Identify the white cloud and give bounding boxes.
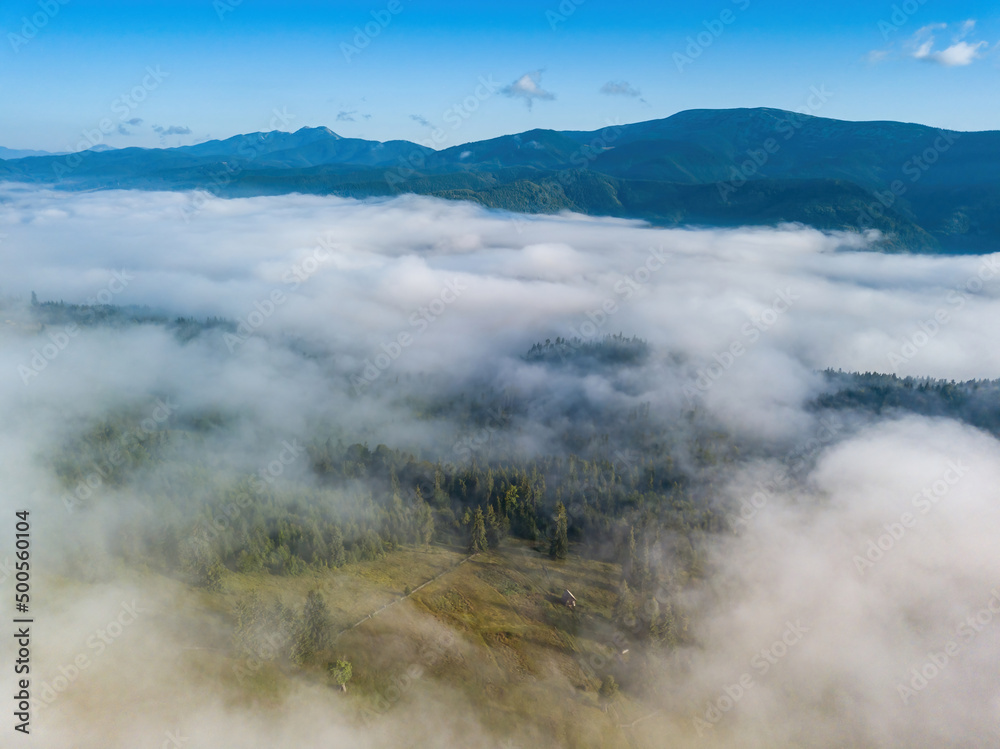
[910,20,989,66]
[500,70,555,110]
[869,19,991,67]
[914,22,949,36]
[916,39,988,66]
[600,80,641,97]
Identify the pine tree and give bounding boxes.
[468,507,488,553]
[328,524,346,567]
[549,501,568,559]
[232,589,265,657]
[635,538,652,593]
[612,580,636,628]
[292,590,332,664]
[201,560,225,591]
[415,498,435,544]
[486,503,509,548]
[652,597,679,648]
[623,526,638,584]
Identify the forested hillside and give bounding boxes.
[4,108,999,252]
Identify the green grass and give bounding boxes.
[53,540,671,746]
[373,540,640,746]
[215,543,467,631]
[217,538,646,746]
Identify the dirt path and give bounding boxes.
[333,552,476,639]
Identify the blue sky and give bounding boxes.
[2,0,998,152]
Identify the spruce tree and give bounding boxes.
[486,503,509,548]
[468,507,488,553]
[293,590,332,664]
[623,526,637,584]
[549,501,569,559]
[612,580,637,628]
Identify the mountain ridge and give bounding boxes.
[3,108,998,253]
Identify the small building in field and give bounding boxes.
[561,589,577,608]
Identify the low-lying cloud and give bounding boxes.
[1,185,999,747]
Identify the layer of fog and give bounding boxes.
[653,417,1000,747]
[1,185,999,747]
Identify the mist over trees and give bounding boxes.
[5,188,1000,748]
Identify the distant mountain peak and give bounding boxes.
[295,125,340,139]
[1,108,995,253]
[0,147,58,160]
